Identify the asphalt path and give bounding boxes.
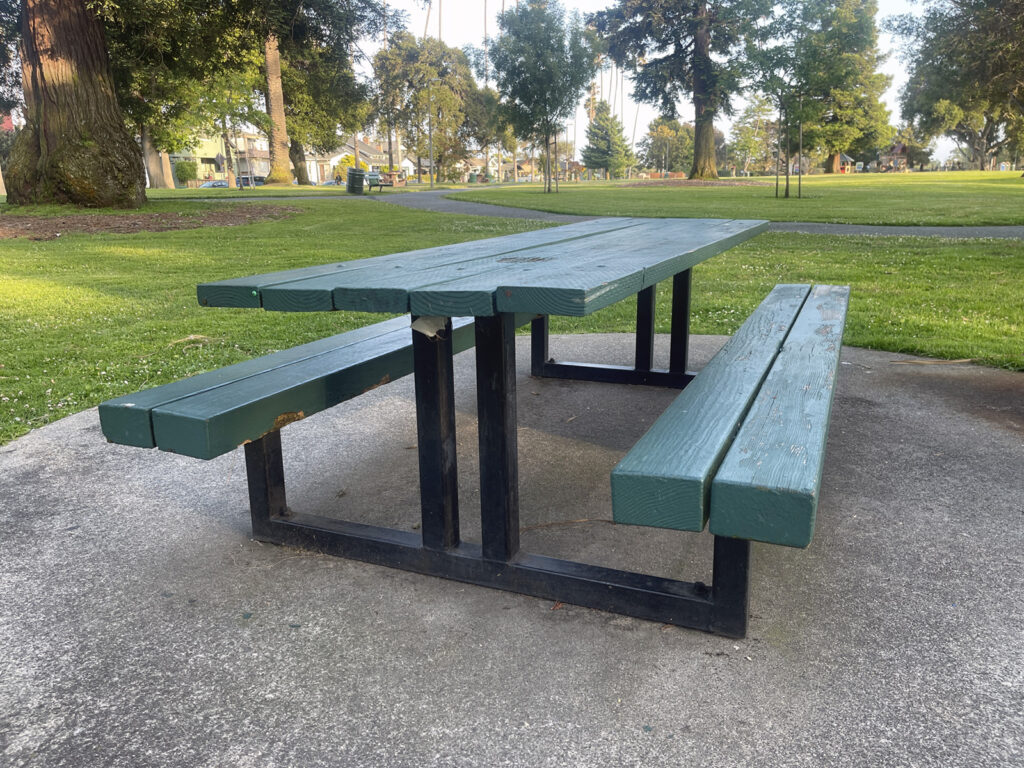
[374,187,1024,237]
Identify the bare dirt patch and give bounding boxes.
[0,204,300,240]
[622,179,769,188]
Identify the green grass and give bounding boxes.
[1,197,1021,446]
[0,198,546,444]
[450,171,1024,226]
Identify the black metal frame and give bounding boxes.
[242,269,752,637]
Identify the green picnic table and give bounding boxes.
[101,217,849,637]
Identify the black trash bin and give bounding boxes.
[346,168,366,194]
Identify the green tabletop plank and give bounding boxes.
[252,218,637,312]
[610,284,811,531]
[197,218,631,309]
[409,218,768,316]
[709,284,850,548]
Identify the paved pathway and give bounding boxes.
[376,187,1024,237]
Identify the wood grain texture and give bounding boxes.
[610,284,811,531]
[709,285,850,548]
[197,219,634,310]
[99,316,473,455]
[412,219,769,316]
[149,317,475,460]
[99,315,415,448]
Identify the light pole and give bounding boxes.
[428,77,440,188]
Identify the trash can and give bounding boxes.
[468,172,477,184]
[346,167,366,194]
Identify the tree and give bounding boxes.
[463,84,503,177]
[582,100,633,178]
[594,0,770,180]
[4,0,144,207]
[490,0,596,192]
[747,0,890,176]
[729,95,776,174]
[799,0,891,173]
[897,0,1024,170]
[371,32,474,183]
[638,116,695,173]
[95,0,262,190]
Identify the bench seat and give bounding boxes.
[611,284,849,548]
[99,315,475,460]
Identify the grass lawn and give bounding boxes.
[1,197,1021,445]
[449,171,1024,226]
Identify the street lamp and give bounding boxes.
[428,77,441,189]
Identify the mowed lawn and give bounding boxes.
[1,196,1021,445]
[450,171,1024,226]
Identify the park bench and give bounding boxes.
[98,314,476,504]
[366,172,393,192]
[611,283,849,557]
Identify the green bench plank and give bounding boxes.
[99,314,414,448]
[709,284,850,548]
[148,317,475,460]
[252,219,637,312]
[409,219,768,317]
[610,284,812,531]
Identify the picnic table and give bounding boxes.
[102,217,849,636]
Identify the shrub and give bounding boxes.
[174,160,198,184]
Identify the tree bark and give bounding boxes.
[0,165,6,196]
[140,125,173,189]
[221,121,236,188]
[825,152,840,173]
[289,139,311,184]
[263,33,292,185]
[689,3,718,180]
[7,0,144,207]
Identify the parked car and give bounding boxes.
[236,175,266,187]
[198,179,229,188]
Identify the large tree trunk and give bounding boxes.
[824,152,840,173]
[689,3,718,180]
[0,165,6,196]
[289,139,311,184]
[140,125,173,189]
[263,33,292,185]
[7,0,144,207]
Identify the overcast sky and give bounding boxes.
[376,0,945,160]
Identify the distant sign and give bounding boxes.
[855,162,864,172]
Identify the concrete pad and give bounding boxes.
[1,335,1021,767]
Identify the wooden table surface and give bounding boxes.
[198,217,769,317]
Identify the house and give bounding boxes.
[168,130,268,186]
[878,142,909,172]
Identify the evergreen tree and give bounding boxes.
[582,100,633,178]
[594,0,772,180]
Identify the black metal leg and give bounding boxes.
[635,286,656,372]
[413,318,460,551]
[530,315,550,376]
[670,269,692,373]
[475,313,520,562]
[244,430,287,541]
[710,536,751,638]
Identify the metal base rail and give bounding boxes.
[245,433,750,637]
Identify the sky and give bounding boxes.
[375,0,951,161]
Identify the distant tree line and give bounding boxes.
[0,0,1018,207]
